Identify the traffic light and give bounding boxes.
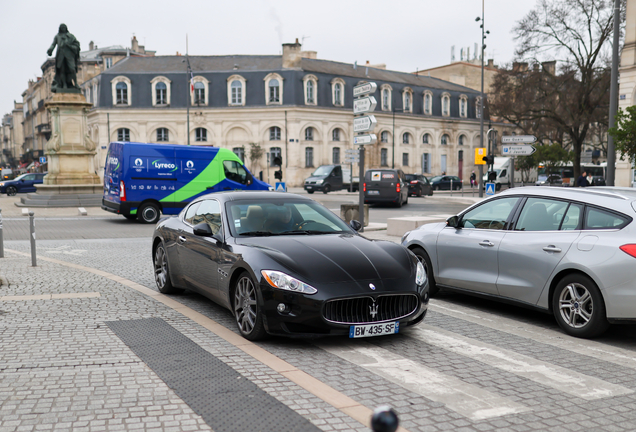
[488,171,497,181]
[274,169,283,180]
[273,156,283,167]
[482,155,494,165]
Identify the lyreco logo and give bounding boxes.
[152,160,178,172]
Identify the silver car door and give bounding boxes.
[436,197,520,295]
[497,199,582,305]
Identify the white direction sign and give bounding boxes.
[353,115,377,133]
[353,96,377,114]
[353,82,378,97]
[501,135,537,144]
[353,134,377,145]
[502,145,536,156]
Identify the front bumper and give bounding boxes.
[304,184,325,192]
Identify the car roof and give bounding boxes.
[192,191,314,204]
[497,186,636,212]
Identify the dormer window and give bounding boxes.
[459,95,468,118]
[402,87,413,113]
[441,93,451,117]
[331,78,345,106]
[380,84,392,111]
[423,91,432,115]
[111,76,131,106]
[227,75,246,106]
[151,76,171,106]
[303,75,318,105]
[264,73,283,105]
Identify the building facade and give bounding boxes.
[1,102,24,167]
[616,0,636,186]
[84,41,499,186]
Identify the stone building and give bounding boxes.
[1,102,25,167]
[414,59,498,93]
[84,40,503,186]
[616,0,636,186]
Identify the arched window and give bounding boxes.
[115,82,127,105]
[269,126,281,141]
[441,134,449,145]
[334,83,342,105]
[332,128,341,141]
[333,147,340,164]
[382,89,390,111]
[459,96,467,118]
[476,97,483,118]
[303,75,318,105]
[269,79,280,103]
[402,132,410,144]
[305,147,314,167]
[231,80,242,105]
[195,128,207,142]
[306,81,314,104]
[424,92,432,115]
[442,94,450,117]
[305,127,314,141]
[157,128,169,142]
[459,135,466,146]
[194,82,205,105]
[156,82,167,105]
[381,131,389,143]
[117,128,130,142]
[422,133,430,144]
[403,88,413,112]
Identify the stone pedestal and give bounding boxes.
[20,93,102,207]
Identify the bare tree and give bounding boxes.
[489,0,624,180]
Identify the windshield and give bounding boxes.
[227,200,352,237]
[12,174,27,181]
[311,166,333,177]
[430,176,442,182]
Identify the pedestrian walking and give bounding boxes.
[576,171,588,187]
[470,171,476,188]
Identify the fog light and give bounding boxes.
[277,303,287,313]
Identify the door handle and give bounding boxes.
[178,236,186,243]
[479,240,495,247]
[543,245,562,253]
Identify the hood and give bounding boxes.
[305,175,327,183]
[238,234,414,288]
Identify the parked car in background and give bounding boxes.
[429,175,462,191]
[402,186,636,338]
[304,164,358,194]
[1,168,14,180]
[536,174,563,186]
[404,174,434,197]
[364,169,409,207]
[0,172,46,196]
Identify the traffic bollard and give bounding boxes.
[29,211,36,267]
[450,179,453,196]
[0,208,3,258]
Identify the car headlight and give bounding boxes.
[0,182,4,187]
[315,179,323,185]
[415,261,426,286]
[261,270,317,294]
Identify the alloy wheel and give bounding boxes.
[235,276,258,335]
[558,282,593,329]
[154,246,168,290]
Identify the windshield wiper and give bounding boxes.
[238,231,274,236]
[278,230,344,235]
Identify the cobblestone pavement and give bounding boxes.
[3,237,636,431]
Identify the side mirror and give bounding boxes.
[193,222,213,237]
[350,220,362,232]
[446,215,459,228]
[246,171,253,185]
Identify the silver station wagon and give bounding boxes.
[402,187,636,338]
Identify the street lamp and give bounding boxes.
[475,0,489,197]
[392,107,404,169]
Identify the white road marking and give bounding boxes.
[431,301,636,371]
[411,324,633,400]
[316,340,530,421]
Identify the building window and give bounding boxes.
[381,148,388,167]
[459,135,465,146]
[381,131,389,143]
[332,128,340,141]
[305,127,314,141]
[402,133,410,144]
[195,128,207,142]
[424,92,432,115]
[476,97,482,118]
[441,134,449,145]
[403,88,413,112]
[423,133,430,144]
[117,128,130,142]
[382,89,390,110]
[194,82,205,105]
[305,147,314,167]
[306,81,314,104]
[422,153,431,173]
[105,57,112,69]
[269,79,280,103]
[156,82,167,105]
[231,80,242,105]
[269,126,281,141]
[333,147,340,164]
[233,147,245,162]
[402,153,409,167]
[333,83,342,106]
[115,82,127,105]
[303,75,318,105]
[442,94,450,116]
[270,147,281,167]
[459,96,467,118]
[157,128,169,142]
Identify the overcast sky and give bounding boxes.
[0,0,536,116]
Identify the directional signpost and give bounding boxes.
[501,135,537,189]
[353,82,379,232]
[344,149,359,192]
[502,145,536,156]
[501,135,537,144]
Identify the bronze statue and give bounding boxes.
[47,24,81,92]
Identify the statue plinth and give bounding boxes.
[20,93,102,207]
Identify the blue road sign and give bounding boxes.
[485,182,496,196]
[39,157,47,164]
[275,182,286,192]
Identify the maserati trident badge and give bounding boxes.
[369,283,376,290]
[369,301,378,319]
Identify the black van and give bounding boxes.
[364,169,409,207]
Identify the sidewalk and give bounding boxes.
[0,195,116,218]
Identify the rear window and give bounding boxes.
[404,174,416,181]
[584,207,631,230]
[367,170,398,182]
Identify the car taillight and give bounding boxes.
[396,182,401,193]
[620,244,636,258]
[410,180,418,184]
[363,182,366,192]
[119,180,126,201]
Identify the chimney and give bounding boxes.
[542,60,556,75]
[89,41,94,50]
[512,62,528,73]
[487,59,494,68]
[282,38,302,68]
[131,36,139,53]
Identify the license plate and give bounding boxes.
[367,190,380,195]
[306,186,313,189]
[349,322,399,338]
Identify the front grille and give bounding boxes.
[323,294,419,324]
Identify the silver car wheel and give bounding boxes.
[154,246,168,289]
[235,276,258,334]
[558,282,593,329]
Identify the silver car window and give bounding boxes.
[560,204,583,230]
[584,207,630,230]
[460,197,519,230]
[515,198,569,231]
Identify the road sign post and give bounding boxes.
[501,145,536,156]
[501,135,537,144]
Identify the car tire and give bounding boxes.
[124,214,137,221]
[433,185,439,191]
[307,190,314,194]
[404,195,408,205]
[417,187,423,197]
[6,186,17,196]
[138,202,161,224]
[153,243,183,294]
[411,247,439,296]
[234,271,268,341]
[551,274,609,338]
[395,197,403,208]
[495,183,501,191]
[323,185,331,194]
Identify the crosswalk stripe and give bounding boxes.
[430,301,636,371]
[411,324,633,400]
[316,340,530,421]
